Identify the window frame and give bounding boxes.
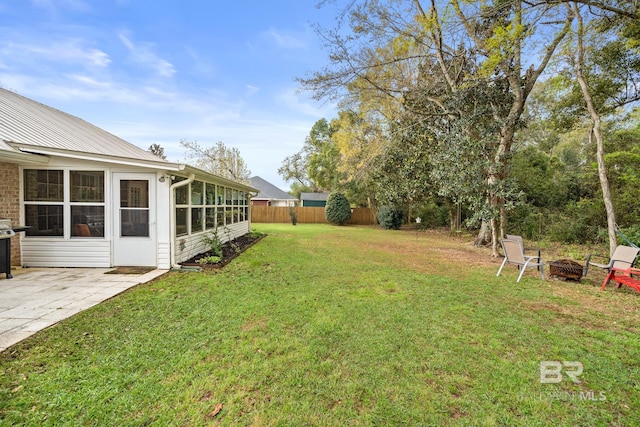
[173,179,250,236]
[23,168,106,239]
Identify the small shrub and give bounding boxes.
[201,228,224,257]
[196,255,222,265]
[415,203,449,229]
[289,207,298,225]
[247,230,266,239]
[222,226,241,254]
[325,192,352,225]
[377,206,403,230]
[617,224,640,248]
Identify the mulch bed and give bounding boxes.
[180,233,265,269]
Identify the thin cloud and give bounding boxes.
[245,85,260,97]
[1,38,110,68]
[262,28,307,49]
[30,0,90,14]
[67,74,110,88]
[117,31,176,78]
[277,86,335,118]
[184,47,216,75]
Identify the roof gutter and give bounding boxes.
[0,149,50,165]
[9,144,185,171]
[169,173,195,269]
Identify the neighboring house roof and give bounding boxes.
[300,192,329,201]
[0,87,178,170]
[249,176,297,200]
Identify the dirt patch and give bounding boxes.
[242,317,269,332]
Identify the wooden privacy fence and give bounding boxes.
[251,206,376,225]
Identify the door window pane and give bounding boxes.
[121,210,149,237]
[120,180,149,237]
[120,180,149,208]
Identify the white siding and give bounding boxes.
[157,242,171,269]
[224,222,251,241]
[174,221,251,264]
[21,239,111,267]
[155,174,171,269]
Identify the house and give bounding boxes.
[300,192,329,207]
[249,176,297,207]
[0,88,258,270]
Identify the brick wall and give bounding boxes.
[0,162,21,265]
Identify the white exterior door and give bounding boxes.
[112,173,157,266]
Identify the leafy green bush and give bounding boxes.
[325,192,352,225]
[546,199,606,244]
[377,206,404,230]
[196,255,222,265]
[617,224,640,248]
[201,228,224,257]
[415,202,449,228]
[507,204,544,241]
[247,230,266,239]
[289,207,297,225]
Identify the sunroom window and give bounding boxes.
[24,169,105,238]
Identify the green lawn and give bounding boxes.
[1,224,639,426]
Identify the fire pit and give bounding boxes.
[549,259,584,281]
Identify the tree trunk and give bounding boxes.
[475,218,492,247]
[500,205,507,241]
[574,3,618,256]
[590,127,618,255]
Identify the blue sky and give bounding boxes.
[0,0,338,190]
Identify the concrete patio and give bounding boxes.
[0,267,167,352]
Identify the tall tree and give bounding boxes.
[572,2,618,255]
[278,118,343,192]
[540,0,640,253]
[570,1,640,255]
[449,0,573,253]
[180,140,251,183]
[301,0,574,254]
[148,143,167,160]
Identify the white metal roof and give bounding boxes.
[0,88,166,164]
[0,88,259,192]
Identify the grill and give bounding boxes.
[1,218,18,279]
